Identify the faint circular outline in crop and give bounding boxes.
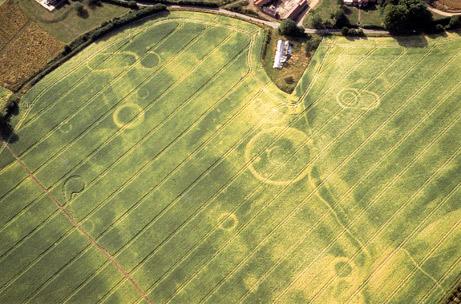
[137,87,151,100]
[59,120,72,133]
[140,52,161,69]
[245,127,312,186]
[337,88,359,107]
[217,212,238,231]
[112,103,145,129]
[337,88,381,110]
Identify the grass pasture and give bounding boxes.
[15,0,129,43]
[1,11,461,304]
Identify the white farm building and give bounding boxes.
[273,40,292,69]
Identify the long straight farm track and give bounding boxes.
[0,11,460,304]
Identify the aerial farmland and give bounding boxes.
[0,0,460,303]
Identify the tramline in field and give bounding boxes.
[0,10,460,304]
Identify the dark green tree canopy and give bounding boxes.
[278,19,304,36]
[384,0,432,34]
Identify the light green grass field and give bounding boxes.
[0,11,460,304]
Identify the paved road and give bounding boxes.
[139,2,390,35]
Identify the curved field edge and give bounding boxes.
[0,10,460,304]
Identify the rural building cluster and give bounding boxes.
[255,0,308,20]
[273,39,292,69]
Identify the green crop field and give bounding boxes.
[0,11,460,304]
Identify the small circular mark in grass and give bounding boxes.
[335,260,352,278]
[137,87,151,100]
[245,127,312,186]
[112,103,144,129]
[337,88,359,107]
[337,88,381,110]
[217,213,238,231]
[62,175,85,204]
[141,52,160,69]
[59,121,72,133]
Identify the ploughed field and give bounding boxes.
[1,11,460,304]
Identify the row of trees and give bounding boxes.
[305,0,460,34]
[385,0,461,33]
[384,0,433,33]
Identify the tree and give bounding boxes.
[384,0,432,34]
[334,8,350,28]
[278,19,303,36]
[311,13,324,29]
[384,4,407,33]
[73,2,87,17]
[405,0,432,31]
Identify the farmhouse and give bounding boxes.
[273,39,291,69]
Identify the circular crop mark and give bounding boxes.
[112,103,144,129]
[140,52,160,69]
[62,175,85,204]
[337,88,359,107]
[245,127,312,186]
[335,260,353,278]
[59,121,72,133]
[137,87,151,100]
[217,212,238,231]
[337,88,381,110]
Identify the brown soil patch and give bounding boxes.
[0,0,63,91]
[433,0,461,12]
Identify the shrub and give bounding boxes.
[305,37,321,55]
[447,15,461,29]
[311,13,324,29]
[284,76,295,84]
[73,2,87,17]
[334,8,350,28]
[435,23,444,32]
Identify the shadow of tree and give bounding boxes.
[0,101,19,144]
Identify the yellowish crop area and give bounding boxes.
[0,11,460,304]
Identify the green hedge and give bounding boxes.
[102,0,140,8]
[140,0,219,8]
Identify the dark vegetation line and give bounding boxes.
[3,143,156,304]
